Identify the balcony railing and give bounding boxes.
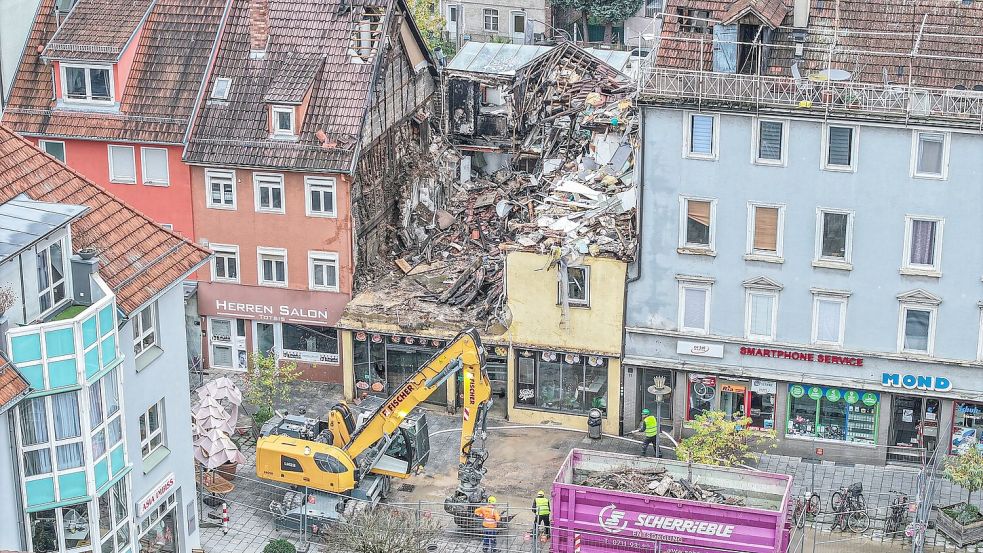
[639,67,983,129]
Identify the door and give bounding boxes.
[447,4,459,38]
[510,11,526,44]
[888,395,924,463]
[719,382,749,421]
[254,321,279,357]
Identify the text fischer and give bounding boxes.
[634,515,735,537]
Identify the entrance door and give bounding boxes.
[719,382,749,421]
[888,395,924,464]
[511,11,526,44]
[447,4,459,39]
[254,321,279,357]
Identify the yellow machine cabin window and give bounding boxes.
[314,453,347,473]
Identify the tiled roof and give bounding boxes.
[0,124,211,314]
[264,55,323,104]
[2,0,226,144]
[0,352,30,414]
[656,0,983,89]
[185,0,427,171]
[719,0,787,27]
[42,0,154,61]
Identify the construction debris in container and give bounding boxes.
[575,468,746,506]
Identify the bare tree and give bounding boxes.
[323,506,442,553]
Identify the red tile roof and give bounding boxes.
[0,124,210,314]
[42,0,154,61]
[719,0,788,28]
[2,0,227,144]
[0,353,30,414]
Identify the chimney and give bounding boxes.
[792,0,810,58]
[249,0,270,59]
[70,254,100,306]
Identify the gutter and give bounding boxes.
[180,0,235,159]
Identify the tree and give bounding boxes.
[675,410,773,467]
[943,448,983,524]
[323,506,442,553]
[404,0,455,56]
[551,0,643,43]
[243,352,300,425]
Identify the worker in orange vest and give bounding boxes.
[474,496,501,552]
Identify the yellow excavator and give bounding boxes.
[255,328,495,527]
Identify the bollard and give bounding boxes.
[573,532,581,553]
[222,502,229,534]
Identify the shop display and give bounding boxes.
[686,374,776,429]
[952,401,983,455]
[514,349,609,415]
[786,385,879,444]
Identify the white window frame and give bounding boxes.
[308,251,340,292]
[132,302,158,358]
[60,63,114,104]
[821,123,859,172]
[107,145,136,184]
[253,173,286,214]
[813,208,854,270]
[677,196,716,253]
[901,215,944,276]
[897,303,937,355]
[559,265,591,308]
[744,289,778,341]
[39,139,66,162]
[683,112,719,160]
[139,400,165,458]
[210,243,240,283]
[207,318,237,370]
[678,280,712,335]
[483,8,499,32]
[751,117,788,166]
[205,169,237,210]
[305,176,337,218]
[271,105,295,136]
[811,294,848,346]
[257,247,288,287]
[910,130,950,180]
[140,146,170,186]
[211,77,232,100]
[37,235,69,316]
[745,202,785,262]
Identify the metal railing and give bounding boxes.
[639,66,983,129]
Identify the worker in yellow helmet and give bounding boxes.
[474,496,501,552]
[635,408,660,458]
[531,490,551,539]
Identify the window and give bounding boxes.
[139,400,165,457]
[89,370,121,462]
[282,324,340,364]
[211,244,239,283]
[141,147,169,185]
[272,105,295,136]
[29,503,94,553]
[952,401,983,456]
[258,247,287,286]
[787,384,879,444]
[746,203,784,260]
[912,131,948,179]
[902,216,943,274]
[138,493,177,552]
[685,113,717,159]
[753,118,787,165]
[308,251,339,291]
[745,291,777,341]
[559,266,590,307]
[61,64,112,103]
[815,209,853,267]
[645,0,662,17]
[305,176,337,217]
[679,197,715,251]
[483,8,499,31]
[254,173,285,213]
[108,145,136,184]
[823,124,857,171]
[678,281,711,334]
[17,392,84,481]
[37,237,67,314]
[208,318,235,369]
[448,4,458,23]
[206,169,236,209]
[812,294,847,345]
[133,302,158,357]
[39,140,66,162]
[676,8,711,33]
[98,478,130,553]
[899,305,935,354]
[514,349,608,415]
[211,77,232,100]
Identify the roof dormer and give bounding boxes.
[264,55,322,139]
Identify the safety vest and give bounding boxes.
[475,506,500,529]
[535,497,551,516]
[643,415,659,437]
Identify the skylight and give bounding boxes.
[211,78,232,100]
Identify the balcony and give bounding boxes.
[638,67,983,129]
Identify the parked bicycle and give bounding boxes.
[884,490,910,538]
[830,482,870,533]
[791,491,822,528]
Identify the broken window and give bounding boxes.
[560,266,590,307]
[352,7,385,62]
[676,8,711,34]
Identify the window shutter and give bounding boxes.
[827,127,853,166]
[712,25,738,73]
[690,115,713,154]
[143,149,168,183]
[758,121,783,160]
[110,147,135,181]
[753,207,779,252]
[683,288,707,329]
[816,300,841,342]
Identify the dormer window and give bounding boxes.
[271,105,295,137]
[211,78,232,100]
[62,64,113,104]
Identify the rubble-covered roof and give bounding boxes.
[0,352,30,415]
[2,0,226,143]
[42,0,154,61]
[0,124,211,314]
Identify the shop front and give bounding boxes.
[951,401,983,456]
[197,282,349,381]
[685,374,777,430]
[886,396,940,463]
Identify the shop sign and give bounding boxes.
[825,388,842,402]
[677,341,724,359]
[862,392,878,406]
[751,380,776,395]
[281,349,340,364]
[844,390,860,404]
[790,384,806,398]
[213,299,329,324]
[795,386,879,406]
[739,346,863,366]
[137,473,175,516]
[721,384,746,393]
[808,387,823,400]
[881,373,952,392]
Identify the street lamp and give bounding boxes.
[647,375,672,458]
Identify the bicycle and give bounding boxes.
[884,490,910,538]
[791,491,822,528]
[831,482,866,512]
[830,482,869,533]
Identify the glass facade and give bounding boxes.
[685,374,776,429]
[137,493,177,553]
[952,401,983,455]
[513,349,608,415]
[352,333,449,406]
[786,384,879,444]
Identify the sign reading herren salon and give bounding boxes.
[214,299,328,324]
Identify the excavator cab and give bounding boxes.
[353,396,431,478]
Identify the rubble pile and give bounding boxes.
[576,468,746,506]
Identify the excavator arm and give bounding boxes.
[458,353,492,465]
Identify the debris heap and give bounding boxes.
[576,468,746,506]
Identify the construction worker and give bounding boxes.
[635,408,660,458]
[474,496,501,552]
[532,490,551,539]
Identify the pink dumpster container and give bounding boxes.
[551,449,793,553]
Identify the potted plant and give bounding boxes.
[938,448,983,547]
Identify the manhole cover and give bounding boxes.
[399,484,416,492]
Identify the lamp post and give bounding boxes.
[647,375,672,458]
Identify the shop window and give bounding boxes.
[685,374,776,430]
[952,401,983,456]
[786,384,878,444]
[515,350,608,415]
[637,368,673,420]
[138,493,177,552]
[749,380,776,430]
[686,374,716,420]
[282,323,339,364]
[888,396,940,464]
